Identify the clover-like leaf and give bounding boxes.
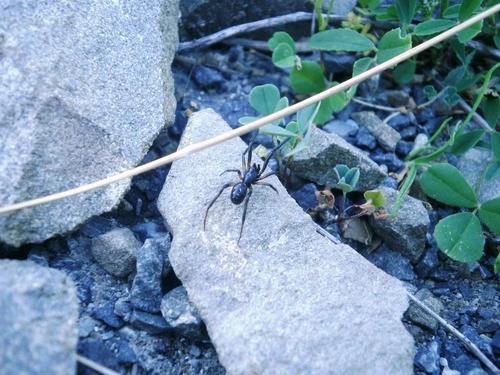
[450,129,486,156]
[268,32,296,52]
[479,197,500,235]
[272,43,297,68]
[376,28,412,64]
[364,190,387,207]
[308,29,376,52]
[248,84,280,115]
[434,212,484,263]
[414,19,456,36]
[420,163,477,208]
[290,61,326,94]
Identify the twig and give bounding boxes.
[178,12,350,52]
[76,354,121,375]
[223,37,312,53]
[352,97,407,113]
[406,293,500,375]
[0,4,498,215]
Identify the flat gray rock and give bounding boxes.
[292,127,387,191]
[0,260,78,375]
[157,109,414,375]
[351,111,401,152]
[369,186,430,263]
[0,0,178,246]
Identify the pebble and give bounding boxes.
[491,330,500,355]
[406,289,444,332]
[322,118,359,138]
[130,309,171,335]
[355,126,377,150]
[78,338,120,374]
[369,151,405,172]
[414,339,441,375]
[193,66,226,91]
[160,286,205,340]
[130,236,170,313]
[91,228,141,278]
[93,304,124,329]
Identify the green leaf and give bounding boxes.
[395,0,418,25]
[392,59,416,84]
[249,84,280,115]
[495,254,500,274]
[479,197,500,234]
[492,131,500,160]
[347,57,374,99]
[238,116,258,125]
[444,66,466,86]
[420,163,478,208]
[376,28,412,64]
[414,19,456,36]
[458,20,483,43]
[290,61,326,94]
[334,165,360,191]
[458,0,482,21]
[434,212,484,263]
[450,129,486,155]
[443,4,460,19]
[364,190,387,207]
[485,160,500,181]
[308,29,376,52]
[259,124,297,138]
[484,98,500,128]
[272,43,297,68]
[423,85,438,100]
[297,103,320,133]
[268,32,296,52]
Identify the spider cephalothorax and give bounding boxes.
[203,138,289,242]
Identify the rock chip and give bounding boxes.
[368,186,430,263]
[131,236,171,313]
[406,289,444,332]
[0,0,178,246]
[351,111,401,152]
[0,260,78,375]
[292,127,387,191]
[91,228,141,278]
[161,286,205,340]
[157,109,414,375]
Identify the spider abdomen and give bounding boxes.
[230,183,247,205]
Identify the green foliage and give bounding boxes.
[420,164,477,208]
[364,190,387,207]
[308,29,376,52]
[334,165,360,193]
[419,164,499,264]
[376,28,412,64]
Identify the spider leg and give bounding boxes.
[260,137,291,173]
[238,185,253,243]
[255,181,279,194]
[221,169,242,179]
[245,141,255,170]
[204,183,236,230]
[257,171,276,180]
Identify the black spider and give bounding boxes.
[203,138,289,242]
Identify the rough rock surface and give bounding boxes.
[369,186,430,263]
[0,0,178,246]
[91,228,141,278]
[157,109,414,375]
[293,127,387,191]
[0,260,78,375]
[351,111,401,152]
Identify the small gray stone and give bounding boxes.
[406,289,444,332]
[351,111,401,152]
[322,119,359,138]
[0,260,78,375]
[368,186,430,263]
[91,228,141,278]
[131,236,171,313]
[157,109,414,375]
[415,339,441,375]
[293,127,387,191]
[130,310,171,335]
[161,286,204,340]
